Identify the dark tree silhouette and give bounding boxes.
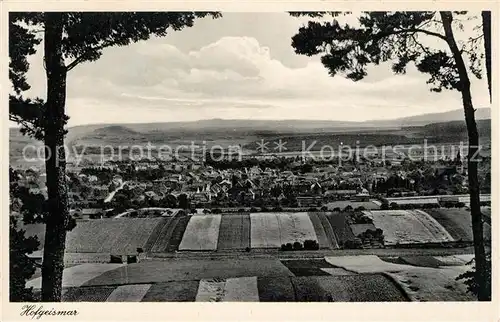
[291,11,490,300]
[9,11,220,302]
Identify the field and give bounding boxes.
[326,255,474,301]
[106,284,153,302]
[249,213,281,248]
[364,210,454,245]
[65,218,163,253]
[83,259,293,286]
[425,208,492,242]
[307,213,336,249]
[323,212,355,246]
[26,263,124,289]
[217,214,251,250]
[179,215,222,251]
[249,213,318,248]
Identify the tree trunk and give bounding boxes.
[481,11,491,102]
[41,12,70,302]
[440,11,490,301]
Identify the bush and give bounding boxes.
[343,239,362,249]
[212,208,222,214]
[308,207,318,212]
[320,206,328,211]
[303,239,319,250]
[245,247,251,252]
[332,207,341,212]
[238,208,246,213]
[250,207,258,212]
[293,241,303,250]
[389,202,399,209]
[280,243,293,251]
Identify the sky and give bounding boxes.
[21,12,491,126]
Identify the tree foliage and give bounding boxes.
[291,12,484,92]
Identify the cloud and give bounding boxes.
[23,31,490,126]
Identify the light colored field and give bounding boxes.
[65,218,163,253]
[179,215,222,251]
[250,213,318,248]
[26,263,124,289]
[325,254,475,301]
[326,200,380,210]
[250,213,281,248]
[277,213,318,245]
[195,279,226,302]
[325,255,411,273]
[84,259,293,286]
[106,284,152,302]
[364,210,454,245]
[223,277,259,302]
[387,266,474,301]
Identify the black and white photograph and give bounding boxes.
[6,8,494,309]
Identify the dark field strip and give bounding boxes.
[62,286,116,302]
[217,214,251,250]
[143,217,170,253]
[150,216,180,252]
[281,259,337,276]
[257,276,295,302]
[165,216,190,252]
[316,212,339,248]
[307,213,333,249]
[324,213,355,247]
[292,275,408,302]
[425,209,472,241]
[141,281,199,302]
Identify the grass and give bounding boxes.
[387,266,474,301]
[367,210,453,245]
[179,215,222,251]
[216,214,251,250]
[63,286,116,302]
[196,279,226,302]
[64,218,163,253]
[280,259,337,276]
[315,212,339,248]
[83,259,293,286]
[426,208,491,242]
[307,213,334,249]
[106,284,152,302]
[26,263,125,289]
[223,277,259,302]
[250,213,281,248]
[257,276,295,302]
[277,212,318,245]
[324,212,356,246]
[141,280,200,302]
[165,216,190,252]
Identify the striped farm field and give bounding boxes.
[148,215,184,253]
[425,208,492,242]
[217,214,251,250]
[364,210,454,245]
[65,218,163,253]
[323,212,355,247]
[179,215,222,250]
[307,213,335,249]
[250,213,282,248]
[277,213,318,245]
[250,213,318,248]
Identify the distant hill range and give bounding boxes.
[9,108,491,160]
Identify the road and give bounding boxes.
[147,246,478,261]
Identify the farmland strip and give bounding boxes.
[316,212,339,248]
[150,216,179,252]
[291,277,333,301]
[277,213,318,245]
[325,213,355,247]
[106,284,152,302]
[217,214,250,250]
[223,277,259,302]
[257,276,295,302]
[166,216,190,252]
[63,286,116,302]
[143,217,170,252]
[307,213,333,249]
[179,215,222,251]
[250,213,281,248]
[196,279,226,302]
[141,281,199,302]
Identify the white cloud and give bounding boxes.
[21,16,490,126]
